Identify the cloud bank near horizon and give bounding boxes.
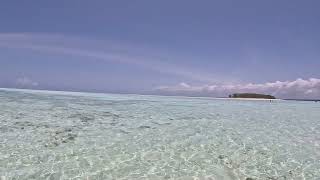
[1,33,319,99]
[16,77,39,87]
[155,78,320,99]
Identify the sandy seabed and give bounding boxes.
[0,89,319,179]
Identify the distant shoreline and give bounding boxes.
[228,93,276,99]
[216,97,281,101]
[0,88,319,102]
[284,99,320,102]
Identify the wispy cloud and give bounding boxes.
[16,77,39,87]
[155,78,320,99]
[0,33,221,83]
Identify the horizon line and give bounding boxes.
[2,87,320,101]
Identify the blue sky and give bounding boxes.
[0,1,320,98]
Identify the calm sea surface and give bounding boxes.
[0,89,319,180]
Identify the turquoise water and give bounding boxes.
[0,89,319,180]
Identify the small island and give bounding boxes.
[228,93,276,99]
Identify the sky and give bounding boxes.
[0,1,320,99]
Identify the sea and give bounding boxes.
[0,88,319,180]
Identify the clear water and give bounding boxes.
[0,89,320,180]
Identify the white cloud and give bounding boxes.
[155,78,320,99]
[16,77,39,87]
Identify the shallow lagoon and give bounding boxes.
[0,89,319,179]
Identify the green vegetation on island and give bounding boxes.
[228,93,276,99]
